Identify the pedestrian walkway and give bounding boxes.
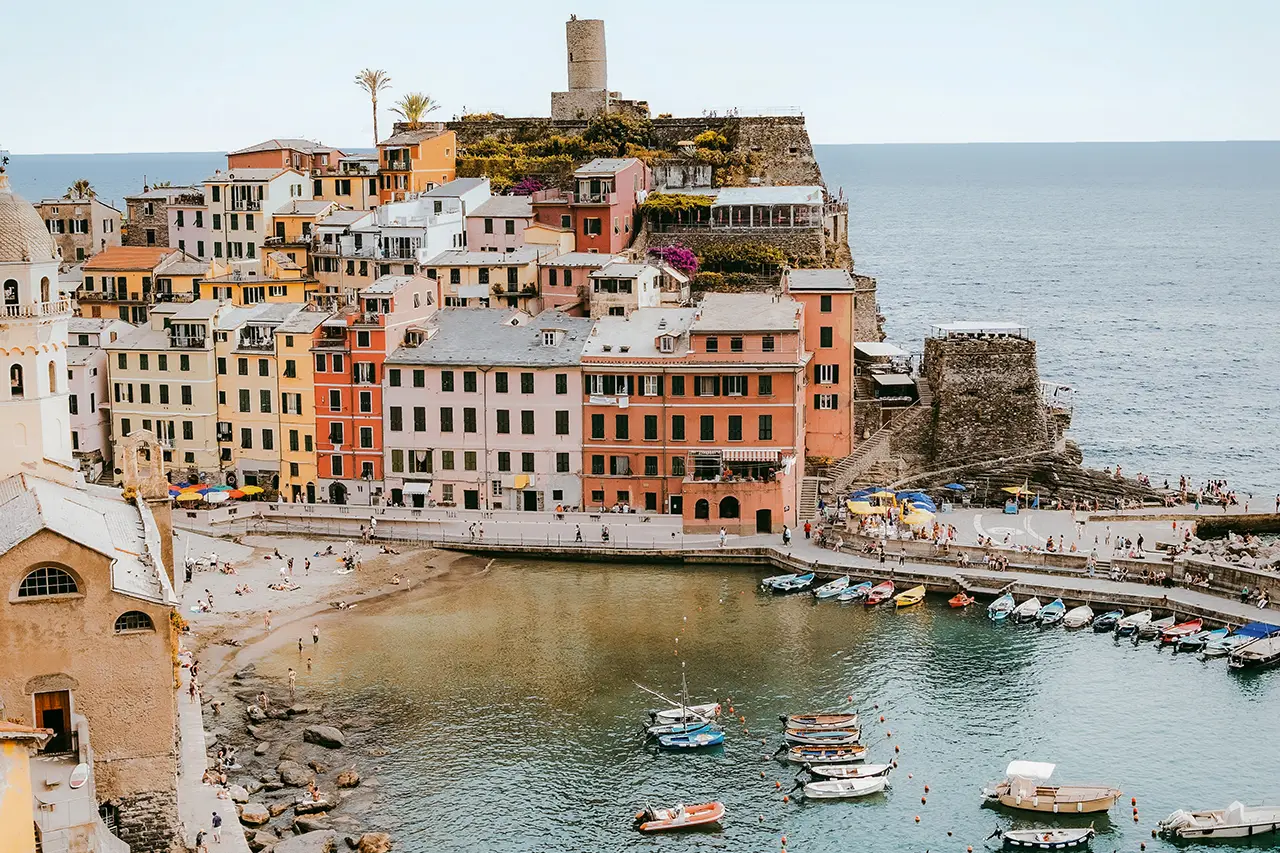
[176,659,251,853]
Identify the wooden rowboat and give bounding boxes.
[998,827,1096,849]
[1062,605,1094,629]
[1012,597,1042,624]
[1115,610,1152,637]
[1037,599,1066,627]
[837,581,873,602]
[894,585,926,608]
[865,581,895,606]
[805,762,892,779]
[784,727,861,746]
[782,744,867,764]
[635,801,724,832]
[1159,618,1203,644]
[988,593,1016,621]
[813,575,850,599]
[982,761,1121,815]
[801,774,887,799]
[781,713,858,730]
[651,702,720,724]
[950,593,976,608]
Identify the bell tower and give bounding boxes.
[0,163,76,483]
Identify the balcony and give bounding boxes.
[576,191,617,205]
[236,337,275,352]
[352,311,386,326]
[154,291,195,303]
[230,198,262,211]
[168,335,208,349]
[383,160,411,172]
[265,235,313,248]
[4,298,73,319]
[315,330,348,348]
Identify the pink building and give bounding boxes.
[539,252,623,313]
[464,196,534,252]
[532,157,651,254]
[380,309,594,510]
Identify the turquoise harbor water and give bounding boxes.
[264,561,1280,852]
[11,142,1280,493]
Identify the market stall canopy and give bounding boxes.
[241,485,265,495]
[854,342,908,358]
[944,483,967,491]
[204,491,229,504]
[402,482,432,495]
[175,492,202,502]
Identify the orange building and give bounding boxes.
[783,268,858,460]
[580,293,806,534]
[227,138,345,173]
[79,245,185,323]
[377,126,457,204]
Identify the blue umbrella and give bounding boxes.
[944,483,967,491]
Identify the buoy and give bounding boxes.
[847,695,853,702]
[924,784,929,793]
[1133,807,1139,815]
[729,707,735,714]
[895,745,901,753]
[892,760,898,768]
[759,815,764,822]
[761,738,766,745]
[886,730,893,737]
[761,771,766,778]
[782,795,789,803]
[1134,814,1140,822]
[947,831,953,837]
[775,781,781,789]
[921,796,927,804]
[740,716,746,723]
[907,773,913,779]
[1132,797,1137,806]
[880,715,885,722]
[968,847,974,852]
[1141,842,1147,850]
[1150,830,1157,839]
[914,815,920,823]
[874,703,879,709]
[781,836,787,845]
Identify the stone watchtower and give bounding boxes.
[551,16,612,119]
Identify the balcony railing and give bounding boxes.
[383,160,411,171]
[237,338,275,351]
[352,311,386,326]
[576,192,617,205]
[265,235,312,247]
[154,291,195,303]
[315,335,348,349]
[378,244,421,259]
[168,335,208,349]
[230,198,262,211]
[4,298,73,318]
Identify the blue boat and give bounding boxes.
[1177,627,1228,652]
[760,573,797,591]
[1092,610,1124,632]
[647,719,716,738]
[988,593,1015,622]
[769,573,815,594]
[657,728,725,750]
[837,581,873,602]
[813,576,850,599]
[1037,598,1066,627]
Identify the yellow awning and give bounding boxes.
[241,485,265,495]
[175,492,203,502]
[1002,486,1029,495]
[513,474,529,489]
[848,501,887,516]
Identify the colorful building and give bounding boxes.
[382,309,592,510]
[78,245,192,323]
[33,195,121,263]
[276,310,329,502]
[377,126,458,204]
[123,185,202,249]
[67,317,131,482]
[538,251,622,313]
[167,189,212,259]
[312,154,380,210]
[204,167,310,262]
[465,195,535,252]
[532,157,650,254]
[424,246,556,311]
[0,722,49,853]
[586,260,689,319]
[227,138,344,173]
[783,268,858,460]
[312,210,379,297]
[197,254,317,305]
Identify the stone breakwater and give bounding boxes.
[203,662,392,853]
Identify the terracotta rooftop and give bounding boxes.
[82,246,175,271]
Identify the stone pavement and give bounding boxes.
[176,659,251,853]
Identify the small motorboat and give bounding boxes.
[988,593,1016,622]
[804,762,892,780]
[1115,610,1152,637]
[647,719,716,738]
[800,774,887,799]
[837,581,873,602]
[1159,618,1203,645]
[651,702,720,724]
[1062,605,1094,629]
[1228,635,1280,670]
[1037,598,1066,627]
[995,827,1096,849]
[770,573,816,594]
[813,576,851,599]
[1137,615,1175,640]
[1012,597,1042,624]
[1158,801,1280,839]
[865,581,895,606]
[761,573,797,590]
[1177,627,1227,652]
[634,801,724,832]
[950,592,976,608]
[1203,633,1253,657]
[782,744,867,765]
[894,585,927,608]
[982,761,1122,815]
[657,728,724,750]
[781,713,858,730]
[1092,610,1123,633]
[785,727,861,746]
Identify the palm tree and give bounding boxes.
[354,68,392,145]
[65,179,95,199]
[391,93,439,130]
[151,180,172,188]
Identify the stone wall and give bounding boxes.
[853,274,881,342]
[112,790,181,853]
[921,336,1051,465]
[124,200,169,248]
[645,225,826,261]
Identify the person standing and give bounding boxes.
[264,610,272,631]
[718,527,727,548]
[194,830,207,853]
[803,520,812,540]
[288,668,297,700]
[312,625,320,646]
[575,525,583,543]
[211,811,223,843]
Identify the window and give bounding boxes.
[820,294,833,313]
[359,427,373,448]
[449,269,461,285]
[441,370,454,391]
[478,268,490,285]
[820,326,834,348]
[556,452,570,473]
[484,218,494,234]
[260,389,272,412]
[17,567,78,598]
[590,413,605,440]
[357,330,371,348]
[240,428,253,449]
[697,376,717,396]
[591,454,605,475]
[331,454,343,476]
[114,610,153,632]
[262,429,274,450]
[117,353,127,370]
[413,406,426,431]
[358,391,372,413]
[816,364,838,384]
[762,335,776,352]
[505,219,516,235]
[259,359,269,377]
[69,394,78,415]
[670,375,685,396]
[332,354,344,373]
[237,388,250,412]
[614,414,629,440]
[644,415,658,441]
[329,422,344,444]
[659,335,675,354]
[520,372,534,394]
[644,455,659,476]
[494,372,508,393]
[718,496,740,519]
[759,375,773,396]
[724,375,747,396]
[390,407,403,431]
[555,410,570,435]
[463,407,477,433]
[555,373,568,395]
[730,336,744,353]
[289,430,299,451]
[183,420,194,440]
[440,408,454,432]
[671,457,686,477]
[413,369,425,388]
[561,214,572,229]
[389,368,401,387]
[609,455,630,475]
[584,218,602,236]
[496,410,511,434]
[497,451,511,472]
[641,375,659,397]
[700,415,714,441]
[464,451,477,471]
[694,499,709,519]
[391,449,404,473]
[521,410,535,435]
[463,371,477,392]
[180,354,189,371]
[758,415,774,440]
[728,415,743,441]
[814,393,839,410]
[521,451,534,472]
[705,337,718,353]
[441,451,455,470]
[141,384,151,404]
[671,415,685,441]
[315,353,326,373]
[284,359,296,379]
[328,389,341,411]
[236,357,248,376]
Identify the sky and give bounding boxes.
[3,0,1277,153]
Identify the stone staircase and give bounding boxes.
[798,475,825,521]
[825,378,933,496]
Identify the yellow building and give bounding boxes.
[425,246,557,311]
[276,310,329,501]
[378,126,457,203]
[312,154,380,210]
[0,723,48,853]
[153,249,209,304]
[265,199,340,272]
[79,245,203,323]
[197,255,317,305]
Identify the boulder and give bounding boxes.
[267,708,292,721]
[247,705,267,722]
[303,725,346,749]
[260,773,276,783]
[269,801,293,817]
[272,831,343,853]
[239,802,271,826]
[307,760,327,774]
[255,742,272,756]
[235,664,258,679]
[357,832,393,853]
[293,814,332,833]
[277,760,314,788]
[228,784,250,804]
[245,780,265,795]
[295,795,337,815]
[247,829,277,852]
[288,705,312,716]
[335,770,360,789]
[248,724,269,740]
[263,781,285,792]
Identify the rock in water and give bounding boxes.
[269,801,293,817]
[255,742,271,756]
[303,725,347,749]
[239,802,271,826]
[357,832,393,853]
[272,830,343,853]
[228,784,250,803]
[336,769,361,788]
[307,759,327,773]
[295,794,336,815]
[247,829,277,852]
[247,705,267,722]
[235,664,258,679]
[294,814,332,833]
[277,759,315,787]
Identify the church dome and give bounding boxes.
[0,169,60,264]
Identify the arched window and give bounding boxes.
[2,279,17,306]
[718,496,740,519]
[17,567,78,598]
[48,361,57,394]
[114,611,154,633]
[694,499,710,519]
[40,276,51,303]
[10,364,23,399]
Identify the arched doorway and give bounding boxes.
[756,509,772,533]
[694,499,709,519]
[329,482,347,505]
[718,496,740,519]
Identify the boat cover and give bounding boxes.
[1237,622,1280,639]
[1006,760,1055,780]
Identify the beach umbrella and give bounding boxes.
[944,483,966,491]
[241,485,265,495]
[175,492,202,503]
[226,489,246,499]
[204,491,229,504]
[867,490,897,500]
[1001,486,1029,496]
[903,509,935,526]
[208,484,232,492]
[848,501,886,516]
[168,485,183,495]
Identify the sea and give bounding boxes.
[9,142,1279,495]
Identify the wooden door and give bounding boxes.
[34,690,71,752]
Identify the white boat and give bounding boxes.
[989,593,1016,621]
[806,762,892,780]
[1159,801,1280,839]
[997,827,1096,849]
[1203,634,1254,658]
[1115,610,1152,637]
[1012,597,1042,623]
[1062,605,1094,629]
[813,575,851,599]
[1137,615,1175,640]
[651,702,720,724]
[802,774,888,799]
